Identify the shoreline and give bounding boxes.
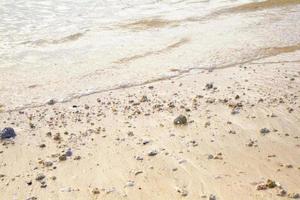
[1,50,299,199]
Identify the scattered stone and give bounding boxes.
[277,189,287,197]
[47,99,57,105]
[288,193,300,199]
[65,149,72,157]
[177,187,188,197]
[26,197,37,200]
[53,133,61,141]
[256,179,277,190]
[0,127,16,139]
[209,194,216,200]
[140,96,148,102]
[125,180,135,187]
[205,83,213,90]
[136,156,143,161]
[92,187,100,194]
[260,128,270,135]
[35,173,45,181]
[214,153,223,160]
[59,154,67,161]
[266,179,276,188]
[174,115,187,125]
[43,161,53,167]
[148,150,158,156]
[74,156,81,160]
[286,164,293,168]
[204,121,211,128]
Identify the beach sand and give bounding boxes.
[1,0,300,199]
[1,50,300,199]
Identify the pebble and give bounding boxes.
[148,150,158,156]
[209,194,216,200]
[92,187,100,194]
[288,193,300,199]
[59,154,67,161]
[74,156,81,160]
[47,99,57,105]
[0,127,16,139]
[174,115,187,125]
[43,161,53,167]
[260,128,270,135]
[65,149,73,157]
[26,197,37,200]
[35,173,45,181]
[205,83,214,90]
[277,189,287,197]
[125,180,135,187]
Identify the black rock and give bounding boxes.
[260,128,270,135]
[173,115,187,125]
[0,127,16,139]
[205,83,214,90]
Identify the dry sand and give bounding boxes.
[1,50,300,200]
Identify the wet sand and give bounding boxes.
[1,49,300,200]
[1,0,300,200]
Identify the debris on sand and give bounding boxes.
[260,128,270,135]
[174,115,187,125]
[0,127,16,139]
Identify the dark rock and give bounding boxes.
[205,83,213,90]
[65,149,72,157]
[1,127,16,139]
[35,173,45,181]
[26,197,37,200]
[59,154,67,161]
[148,150,158,156]
[174,115,187,125]
[47,99,56,105]
[260,128,270,135]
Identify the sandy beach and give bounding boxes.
[1,0,300,199]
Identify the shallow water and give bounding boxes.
[0,0,300,110]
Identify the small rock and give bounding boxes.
[26,197,37,200]
[148,150,158,156]
[266,179,276,188]
[47,99,57,105]
[53,133,61,141]
[59,154,67,161]
[177,188,188,197]
[35,173,45,181]
[260,128,270,135]
[209,194,216,200]
[277,189,287,197]
[125,180,135,187]
[140,96,148,102]
[174,115,187,125]
[44,161,53,167]
[65,149,72,157]
[205,83,213,90]
[74,156,81,160]
[92,187,100,194]
[0,127,16,139]
[288,193,300,199]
